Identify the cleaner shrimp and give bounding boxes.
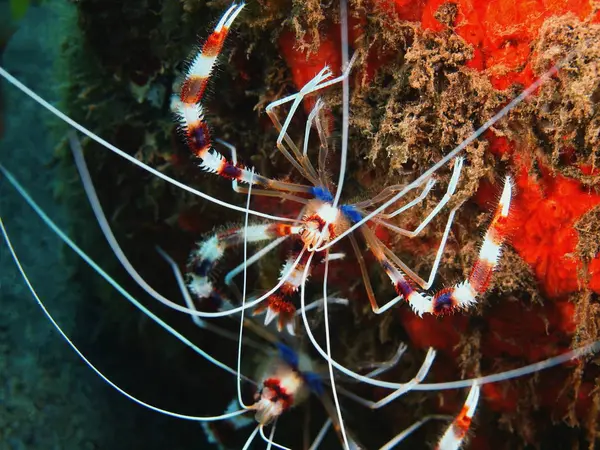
[6,147,597,449]
[2,0,600,448]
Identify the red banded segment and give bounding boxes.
[179,27,226,107]
[436,384,480,450]
[252,249,319,335]
[180,3,244,105]
[253,294,297,333]
[431,176,513,315]
[185,119,211,159]
[175,3,316,195]
[176,4,244,160]
[467,178,511,294]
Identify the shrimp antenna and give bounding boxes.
[0,217,253,421]
[236,169,254,409]
[0,67,299,223]
[321,250,350,449]
[68,132,301,319]
[0,164,254,383]
[333,0,351,209]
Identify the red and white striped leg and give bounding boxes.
[215,139,311,204]
[173,4,313,194]
[181,3,244,109]
[175,3,243,159]
[436,384,480,450]
[425,176,513,316]
[360,176,512,317]
[187,223,298,305]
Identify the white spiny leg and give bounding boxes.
[304,98,325,159]
[314,99,331,187]
[385,157,462,219]
[267,67,332,184]
[358,224,427,315]
[368,177,437,216]
[301,97,328,186]
[335,348,436,409]
[352,177,418,210]
[349,231,380,313]
[436,384,480,450]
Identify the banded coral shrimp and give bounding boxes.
[2,126,600,450]
[3,0,600,450]
[0,3,464,446]
[2,179,600,450]
[5,131,597,450]
[0,127,478,448]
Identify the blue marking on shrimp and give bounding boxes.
[311,186,334,202]
[340,204,362,223]
[277,342,300,368]
[303,371,324,395]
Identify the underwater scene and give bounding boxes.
[1,0,600,449]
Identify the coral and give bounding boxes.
[507,158,600,298]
